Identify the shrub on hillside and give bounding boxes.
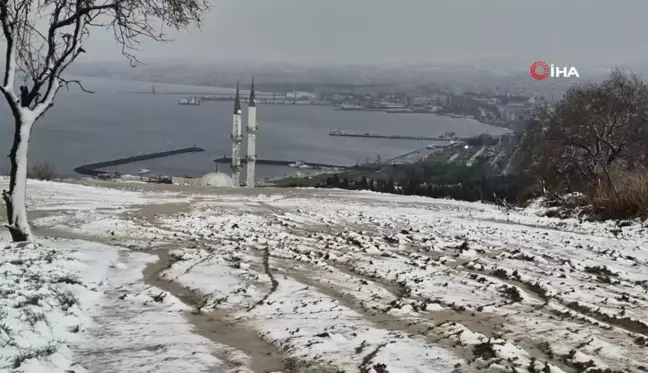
[590,173,648,219]
[511,70,648,219]
[27,162,57,181]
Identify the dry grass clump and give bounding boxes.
[590,172,648,219]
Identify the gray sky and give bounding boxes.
[84,0,648,68]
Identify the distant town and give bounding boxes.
[171,83,540,130]
[71,59,593,131]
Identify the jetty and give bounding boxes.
[74,146,204,176]
[213,157,348,169]
[329,129,461,142]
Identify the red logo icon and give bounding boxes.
[530,61,549,80]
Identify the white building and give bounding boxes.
[172,172,234,187]
[499,106,531,121]
[473,97,500,105]
[286,91,316,100]
[507,102,526,108]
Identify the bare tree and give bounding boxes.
[27,161,57,180]
[1,0,207,242]
[514,70,648,201]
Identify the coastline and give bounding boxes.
[70,74,227,91]
[71,75,515,133]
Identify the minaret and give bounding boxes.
[246,78,257,188]
[231,81,242,186]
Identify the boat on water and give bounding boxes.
[178,97,200,105]
[288,161,312,169]
[385,108,414,113]
[137,169,150,174]
[329,128,381,137]
[339,103,366,111]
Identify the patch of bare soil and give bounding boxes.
[142,247,344,373]
[122,202,193,225]
[30,221,334,372]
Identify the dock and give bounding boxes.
[213,157,348,169]
[329,129,460,142]
[75,146,205,176]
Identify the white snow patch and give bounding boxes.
[0,239,114,372]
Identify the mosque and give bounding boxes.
[171,79,258,188]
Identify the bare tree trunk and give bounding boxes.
[2,116,34,242]
[601,165,620,202]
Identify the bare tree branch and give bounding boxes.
[0,0,209,241]
[0,0,208,116]
[59,77,94,93]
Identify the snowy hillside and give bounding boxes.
[1,178,647,372]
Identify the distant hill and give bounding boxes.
[66,60,539,88]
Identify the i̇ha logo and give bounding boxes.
[530,61,579,80]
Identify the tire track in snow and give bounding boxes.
[142,247,287,373]
[445,250,648,341]
[263,226,606,372]
[275,264,565,371]
[72,249,224,373]
[24,181,648,372]
[247,246,279,312]
[358,343,387,373]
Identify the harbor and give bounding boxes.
[176,97,332,106]
[175,94,332,106]
[121,88,332,106]
[15,77,512,181]
[213,157,349,170]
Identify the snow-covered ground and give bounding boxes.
[1,178,647,372]
[0,236,247,373]
[0,239,102,373]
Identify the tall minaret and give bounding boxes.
[246,78,257,188]
[231,81,242,186]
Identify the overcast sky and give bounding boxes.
[84,0,648,68]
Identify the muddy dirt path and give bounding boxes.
[141,247,288,373]
[28,208,289,373]
[29,201,349,373]
[11,180,646,372]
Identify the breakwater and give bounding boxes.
[74,146,205,176]
[329,129,459,142]
[213,157,348,169]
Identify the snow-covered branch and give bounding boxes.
[2,0,208,115]
[0,0,16,90]
[0,0,208,242]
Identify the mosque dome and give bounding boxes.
[199,172,234,187]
